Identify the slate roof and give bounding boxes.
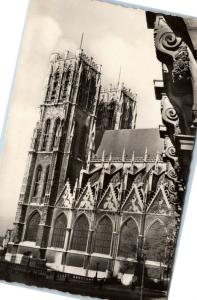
[94,128,164,160]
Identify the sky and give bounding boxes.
[0,0,162,235]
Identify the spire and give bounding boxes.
[144,147,148,163]
[122,147,125,163]
[78,169,84,189]
[117,66,121,88]
[155,151,159,173]
[131,151,135,163]
[130,151,135,174]
[79,32,84,49]
[101,150,105,165]
[73,178,78,198]
[108,152,112,169]
[90,122,96,151]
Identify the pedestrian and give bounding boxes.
[93,275,97,286]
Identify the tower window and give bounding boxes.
[87,76,96,112]
[25,211,40,242]
[42,119,51,151]
[50,118,61,150]
[51,72,60,101]
[51,214,67,248]
[77,66,89,109]
[62,69,71,100]
[71,215,89,251]
[93,216,112,255]
[33,165,42,197]
[107,101,115,129]
[41,165,50,201]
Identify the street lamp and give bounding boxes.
[138,188,151,300]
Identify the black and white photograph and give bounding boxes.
[0,0,197,299]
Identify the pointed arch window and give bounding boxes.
[144,220,167,263]
[71,215,89,251]
[33,165,42,197]
[77,66,89,109]
[51,71,60,100]
[118,218,138,258]
[127,101,134,129]
[50,118,61,150]
[62,69,71,99]
[87,76,96,112]
[42,119,51,151]
[41,165,50,201]
[51,214,67,248]
[25,212,40,242]
[94,216,112,255]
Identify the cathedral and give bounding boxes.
[5,12,197,287]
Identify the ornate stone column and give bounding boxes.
[153,14,196,182]
[146,11,197,286]
[154,15,195,135]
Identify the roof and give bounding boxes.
[94,128,164,160]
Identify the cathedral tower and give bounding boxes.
[9,49,101,258]
[96,84,137,131]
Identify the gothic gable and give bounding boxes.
[122,185,143,213]
[147,186,172,215]
[98,183,118,211]
[75,182,94,210]
[55,181,74,208]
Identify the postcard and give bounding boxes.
[0,1,196,299]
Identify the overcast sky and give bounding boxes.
[0,0,162,234]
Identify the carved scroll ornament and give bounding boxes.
[154,16,182,58]
[154,16,189,78]
[164,136,177,160]
[154,15,196,133]
[161,93,180,134]
[166,161,178,182]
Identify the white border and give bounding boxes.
[0,1,197,300]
